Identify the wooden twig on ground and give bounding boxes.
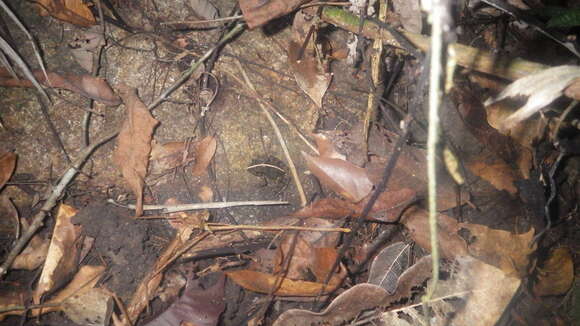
[321,6,549,80]
[0,24,246,278]
[234,60,308,207]
[204,223,350,233]
[107,199,288,213]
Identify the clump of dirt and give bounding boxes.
[71,202,172,299]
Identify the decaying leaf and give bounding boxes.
[61,288,113,326]
[312,133,346,160]
[288,41,332,108]
[288,11,332,108]
[484,65,580,130]
[145,274,225,326]
[227,218,345,297]
[402,208,469,259]
[226,269,343,297]
[0,151,16,190]
[303,152,373,202]
[191,136,217,176]
[127,227,194,322]
[9,198,50,270]
[368,242,411,295]
[0,68,121,106]
[380,257,520,326]
[149,141,193,176]
[533,247,574,296]
[34,204,82,304]
[465,152,520,195]
[357,188,417,222]
[293,197,357,219]
[273,256,432,326]
[239,0,307,29]
[69,27,104,73]
[114,86,159,217]
[460,223,535,277]
[34,0,96,26]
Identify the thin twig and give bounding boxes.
[234,60,308,206]
[107,199,288,213]
[161,15,244,26]
[0,22,246,279]
[204,223,350,233]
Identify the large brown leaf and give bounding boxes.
[0,68,120,106]
[0,152,16,190]
[114,86,159,217]
[34,0,95,26]
[303,152,373,203]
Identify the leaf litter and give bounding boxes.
[0,1,578,326]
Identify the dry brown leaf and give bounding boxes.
[288,41,332,108]
[12,232,49,270]
[0,152,16,190]
[32,265,106,317]
[149,141,193,175]
[0,68,121,106]
[164,198,208,232]
[402,208,469,259]
[486,102,548,151]
[303,152,373,202]
[239,0,307,29]
[357,188,416,222]
[192,136,217,177]
[273,256,432,326]
[293,198,357,219]
[533,247,574,296]
[61,287,113,326]
[127,227,193,322]
[34,204,82,304]
[460,223,535,277]
[312,133,345,160]
[69,27,105,72]
[35,0,95,26]
[465,152,520,195]
[226,269,342,297]
[114,86,159,217]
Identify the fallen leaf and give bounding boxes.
[357,188,417,222]
[381,257,520,326]
[226,269,342,297]
[293,198,357,219]
[192,136,217,177]
[69,27,104,72]
[0,151,16,190]
[31,265,106,317]
[34,204,82,304]
[145,274,225,326]
[534,247,574,296]
[239,0,307,29]
[190,0,219,27]
[8,197,49,270]
[312,133,346,160]
[465,152,520,195]
[164,198,208,232]
[61,287,113,326]
[273,256,432,326]
[303,152,373,202]
[368,242,411,294]
[34,0,95,26]
[402,208,469,259]
[484,65,580,130]
[459,223,535,277]
[127,228,193,322]
[114,86,159,217]
[0,68,121,106]
[288,41,332,108]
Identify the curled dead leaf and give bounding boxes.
[114,86,159,217]
[288,41,332,108]
[34,0,96,26]
[0,68,121,106]
[0,152,16,190]
[192,136,217,177]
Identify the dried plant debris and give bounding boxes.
[145,274,225,326]
[189,0,220,26]
[114,86,159,217]
[240,0,307,29]
[0,68,121,105]
[288,10,332,108]
[368,242,411,295]
[34,0,96,27]
[0,151,16,190]
[380,257,520,326]
[484,65,580,130]
[273,256,432,326]
[69,27,105,73]
[533,247,574,296]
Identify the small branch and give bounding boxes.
[161,15,244,25]
[234,60,308,207]
[107,199,288,213]
[204,223,350,233]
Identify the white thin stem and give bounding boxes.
[107,199,288,213]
